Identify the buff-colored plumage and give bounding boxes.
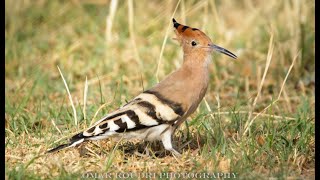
[47,18,237,157]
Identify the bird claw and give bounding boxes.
[170,148,182,158]
[134,146,151,157]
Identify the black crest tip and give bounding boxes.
[172,18,177,23]
[172,18,180,28]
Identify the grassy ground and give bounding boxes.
[5,0,314,179]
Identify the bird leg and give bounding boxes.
[161,128,182,158]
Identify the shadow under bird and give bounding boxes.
[47,18,237,157]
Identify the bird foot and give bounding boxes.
[134,146,151,157]
[169,148,182,158]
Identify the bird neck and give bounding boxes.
[180,51,211,94]
[182,52,211,72]
[175,51,211,113]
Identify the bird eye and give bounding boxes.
[191,41,197,46]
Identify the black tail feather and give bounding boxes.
[46,143,72,153]
[70,132,85,142]
[47,132,85,153]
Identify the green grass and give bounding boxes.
[5,0,314,179]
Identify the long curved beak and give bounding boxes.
[210,44,237,59]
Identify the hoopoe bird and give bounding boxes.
[47,18,237,157]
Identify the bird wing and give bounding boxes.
[80,90,185,139]
[47,90,186,153]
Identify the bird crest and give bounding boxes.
[172,18,237,59]
[172,18,211,45]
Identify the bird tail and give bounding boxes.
[46,132,85,153]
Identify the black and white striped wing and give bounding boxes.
[78,90,185,139]
[47,90,185,153]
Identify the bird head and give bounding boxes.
[172,18,237,59]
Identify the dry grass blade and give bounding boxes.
[105,0,118,42]
[51,118,62,134]
[204,97,215,121]
[215,94,221,119]
[243,32,274,136]
[53,136,70,144]
[180,0,186,23]
[85,146,101,159]
[277,51,300,100]
[104,135,124,171]
[87,74,111,85]
[83,76,88,120]
[57,66,78,127]
[5,128,15,136]
[89,102,112,126]
[6,155,23,160]
[207,111,296,121]
[128,0,142,68]
[155,0,182,82]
